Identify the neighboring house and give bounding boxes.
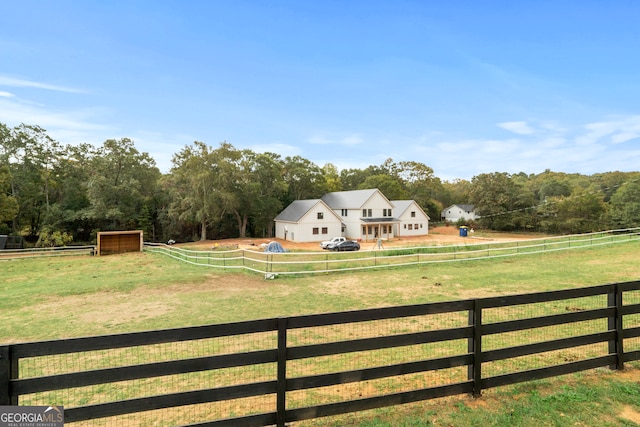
[274,189,430,243]
[441,204,478,223]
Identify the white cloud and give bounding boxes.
[577,115,640,145]
[0,91,14,97]
[611,132,639,144]
[498,121,535,135]
[0,98,107,132]
[0,75,84,94]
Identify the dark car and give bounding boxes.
[329,240,360,251]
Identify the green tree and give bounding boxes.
[83,138,160,232]
[439,179,472,211]
[50,144,95,241]
[321,163,342,193]
[470,172,534,231]
[385,159,443,219]
[557,192,607,233]
[340,164,386,191]
[2,124,58,237]
[358,174,409,200]
[608,180,640,229]
[36,226,73,247]
[282,156,326,203]
[0,165,18,232]
[169,141,227,241]
[245,152,287,237]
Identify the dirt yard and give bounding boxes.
[179,225,545,252]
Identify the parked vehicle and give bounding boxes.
[329,240,360,251]
[320,236,346,249]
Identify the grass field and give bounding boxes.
[2,238,640,426]
[3,238,640,342]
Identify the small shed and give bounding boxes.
[97,230,144,256]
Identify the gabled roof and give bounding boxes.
[274,199,322,222]
[321,189,391,209]
[444,204,475,212]
[392,200,431,219]
[274,199,343,223]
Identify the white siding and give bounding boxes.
[397,202,429,237]
[276,205,342,242]
[441,205,478,222]
[345,192,396,240]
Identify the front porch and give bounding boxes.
[359,218,400,242]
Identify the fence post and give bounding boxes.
[277,318,288,427]
[0,345,18,405]
[608,285,624,370]
[468,300,483,397]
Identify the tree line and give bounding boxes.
[1,122,639,246]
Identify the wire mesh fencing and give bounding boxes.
[3,281,640,426]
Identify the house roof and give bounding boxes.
[444,204,475,212]
[361,218,399,223]
[392,200,431,220]
[274,199,322,222]
[321,188,391,209]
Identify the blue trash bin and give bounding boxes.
[459,227,468,237]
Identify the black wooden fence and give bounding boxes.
[2,281,640,426]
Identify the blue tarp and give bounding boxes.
[264,241,287,253]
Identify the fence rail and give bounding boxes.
[0,245,95,259]
[144,228,640,276]
[2,281,640,426]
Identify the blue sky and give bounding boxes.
[2,1,640,181]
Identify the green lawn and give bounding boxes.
[2,240,640,342]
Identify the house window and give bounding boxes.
[322,227,328,234]
[408,224,413,230]
[411,211,416,218]
[341,209,348,216]
[362,209,372,218]
[362,226,367,234]
[317,212,323,220]
[312,228,319,235]
[404,224,407,229]
[383,208,392,217]
[414,224,418,229]
[420,224,423,228]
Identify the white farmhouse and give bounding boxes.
[274,189,430,243]
[441,204,478,223]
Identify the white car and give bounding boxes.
[320,237,346,249]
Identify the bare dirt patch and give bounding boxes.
[180,226,543,252]
[621,405,640,424]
